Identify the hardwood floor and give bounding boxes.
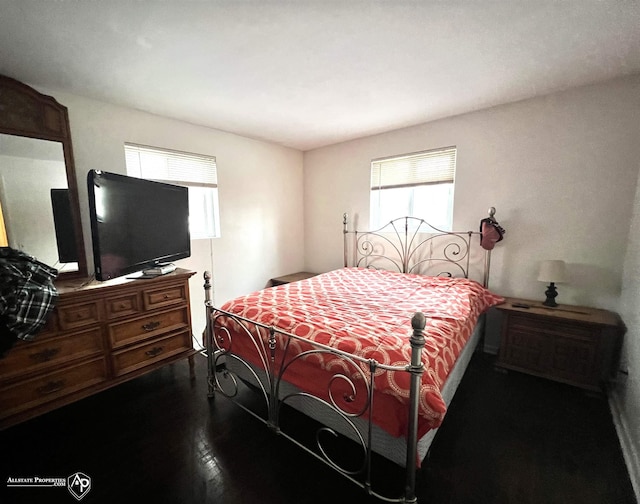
[0,351,635,504]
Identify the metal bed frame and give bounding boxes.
[203,209,502,503]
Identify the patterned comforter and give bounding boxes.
[217,267,503,438]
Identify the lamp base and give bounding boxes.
[542,282,558,307]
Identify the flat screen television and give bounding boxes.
[87,170,190,281]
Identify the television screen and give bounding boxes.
[87,170,190,281]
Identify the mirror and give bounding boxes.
[0,74,87,279]
[0,134,75,268]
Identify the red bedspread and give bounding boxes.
[218,267,503,439]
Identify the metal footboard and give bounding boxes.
[203,271,427,503]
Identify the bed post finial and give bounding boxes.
[203,271,212,305]
[410,312,426,342]
[343,213,348,267]
[488,206,496,219]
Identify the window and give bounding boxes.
[370,146,456,230]
[124,143,220,239]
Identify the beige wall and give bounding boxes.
[303,75,640,312]
[40,88,305,336]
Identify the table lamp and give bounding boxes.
[537,260,567,307]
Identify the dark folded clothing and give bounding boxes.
[0,247,58,344]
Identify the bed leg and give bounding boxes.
[404,312,426,504]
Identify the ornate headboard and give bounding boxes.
[343,208,504,287]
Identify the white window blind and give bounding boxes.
[371,146,456,190]
[124,143,217,188]
[370,146,456,230]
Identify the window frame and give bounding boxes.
[370,146,456,230]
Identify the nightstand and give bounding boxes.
[495,298,624,392]
[270,271,318,286]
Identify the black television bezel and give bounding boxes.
[87,169,190,281]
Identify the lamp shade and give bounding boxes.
[537,260,567,283]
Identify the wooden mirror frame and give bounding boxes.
[0,74,88,279]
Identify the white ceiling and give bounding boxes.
[1,1,639,151]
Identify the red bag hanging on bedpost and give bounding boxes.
[479,218,505,250]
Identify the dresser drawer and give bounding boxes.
[108,307,190,349]
[143,284,188,310]
[57,300,101,330]
[111,331,192,377]
[105,292,142,319]
[509,314,594,340]
[0,357,108,420]
[0,328,104,381]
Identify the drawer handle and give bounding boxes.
[29,348,60,363]
[145,346,164,357]
[163,294,170,300]
[36,380,65,395]
[142,321,161,331]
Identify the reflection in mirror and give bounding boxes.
[0,133,78,272]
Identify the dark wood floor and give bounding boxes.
[0,352,635,504]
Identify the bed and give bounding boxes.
[203,210,505,503]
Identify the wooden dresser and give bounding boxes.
[495,297,624,392]
[0,268,196,429]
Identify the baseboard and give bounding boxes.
[609,390,640,502]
